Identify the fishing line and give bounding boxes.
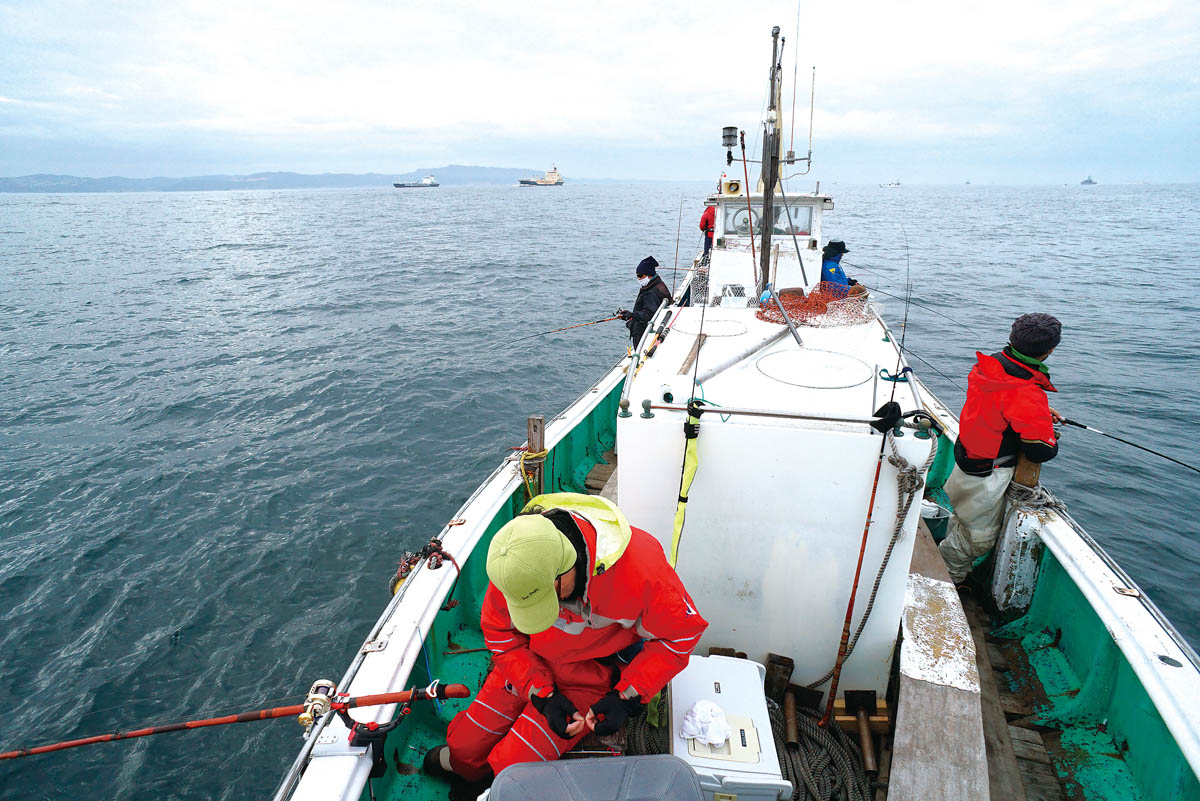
[1062,419,1200,475]
[886,222,914,408]
[857,280,981,338]
[489,315,623,348]
[898,344,966,393]
[672,195,684,295]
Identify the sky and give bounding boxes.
[1,0,1198,183]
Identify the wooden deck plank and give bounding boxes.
[965,597,1027,801]
[889,525,989,801]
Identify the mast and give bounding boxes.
[757,26,783,297]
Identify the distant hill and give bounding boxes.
[0,165,542,193]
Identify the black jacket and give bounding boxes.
[627,276,673,342]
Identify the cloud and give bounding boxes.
[1,0,1197,180]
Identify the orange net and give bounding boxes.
[756,283,872,326]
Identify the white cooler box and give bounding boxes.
[668,655,793,801]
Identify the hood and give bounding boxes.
[970,351,1056,393]
[521,492,632,574]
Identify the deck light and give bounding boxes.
[723,126,738,166]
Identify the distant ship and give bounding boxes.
[880,179,901,188]
[394,175,439,188]
[1081,176,1097,185]
[519,165,564,186]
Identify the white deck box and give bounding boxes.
[668,655,792,801]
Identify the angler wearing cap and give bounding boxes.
[426,493,707,784]
[618,257,673,343]
[939,313,1064,584]
[820,240,858,298]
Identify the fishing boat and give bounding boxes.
[273,26,1200,801]
[519,166,565,186]
[394,175,440,188]
[1081,176,1098,185]
[879,180,901,188]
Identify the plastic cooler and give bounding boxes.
[486,754,704,801]
[668,655,792,801]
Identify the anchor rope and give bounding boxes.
[767,698,872,801]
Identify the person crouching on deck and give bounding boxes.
[939,313,1063,584]
[425,493,707,784]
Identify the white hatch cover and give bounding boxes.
[755,349,873,389]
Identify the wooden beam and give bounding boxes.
[526,415,545,496]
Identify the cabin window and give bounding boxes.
[722,202,812,236]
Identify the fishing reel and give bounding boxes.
[298,679,338,729]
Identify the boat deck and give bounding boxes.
[965,595,1069,801]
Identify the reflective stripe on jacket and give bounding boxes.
[481,492,708,701]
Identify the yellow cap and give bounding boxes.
[486,515,577,634]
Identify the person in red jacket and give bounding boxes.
[939,313,1064,583]
[425,493,707,785]
[699,204,716,256]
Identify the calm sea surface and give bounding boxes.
[2,183,1198,799]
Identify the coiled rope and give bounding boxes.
[767,698,872,801]
[808,431,939,689]
[1004,480,1068,516]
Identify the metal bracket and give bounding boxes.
[360,638,389,654]
[1113,586,1141,598]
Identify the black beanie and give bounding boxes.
[1009,313,1062,357]
[636,256,658,277]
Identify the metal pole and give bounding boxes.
[757,26,782,298]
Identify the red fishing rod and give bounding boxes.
[820,404,902,727]
[0,682,470,760]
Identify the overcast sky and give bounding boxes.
[2,0,1197,183]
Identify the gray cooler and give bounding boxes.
[487,754,704,801]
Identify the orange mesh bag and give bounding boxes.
[756,283,871,326]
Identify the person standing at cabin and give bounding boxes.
[939,313,1064,584]
[699,204,716,256]
[424,493,707,786]
[618,257,673,344]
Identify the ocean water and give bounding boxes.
[1,182,1197,799]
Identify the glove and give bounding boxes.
[617,309,633,321]
[587,690,642,736]
[530,690,579,739]
[847,278,859,286]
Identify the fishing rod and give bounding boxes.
[490,313,626,348]
[0,682,470,760]
[1062,419,1200,475]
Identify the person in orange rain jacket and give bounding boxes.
[424,493,707,786]
[699,204,716,256]
[939,313,1064,583]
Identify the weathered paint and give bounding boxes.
[990,509,1045,615]
[901,573,980,693]
[994,555,1200,801]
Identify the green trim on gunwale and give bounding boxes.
[993,554,1200,801]
[359,377,624,800]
